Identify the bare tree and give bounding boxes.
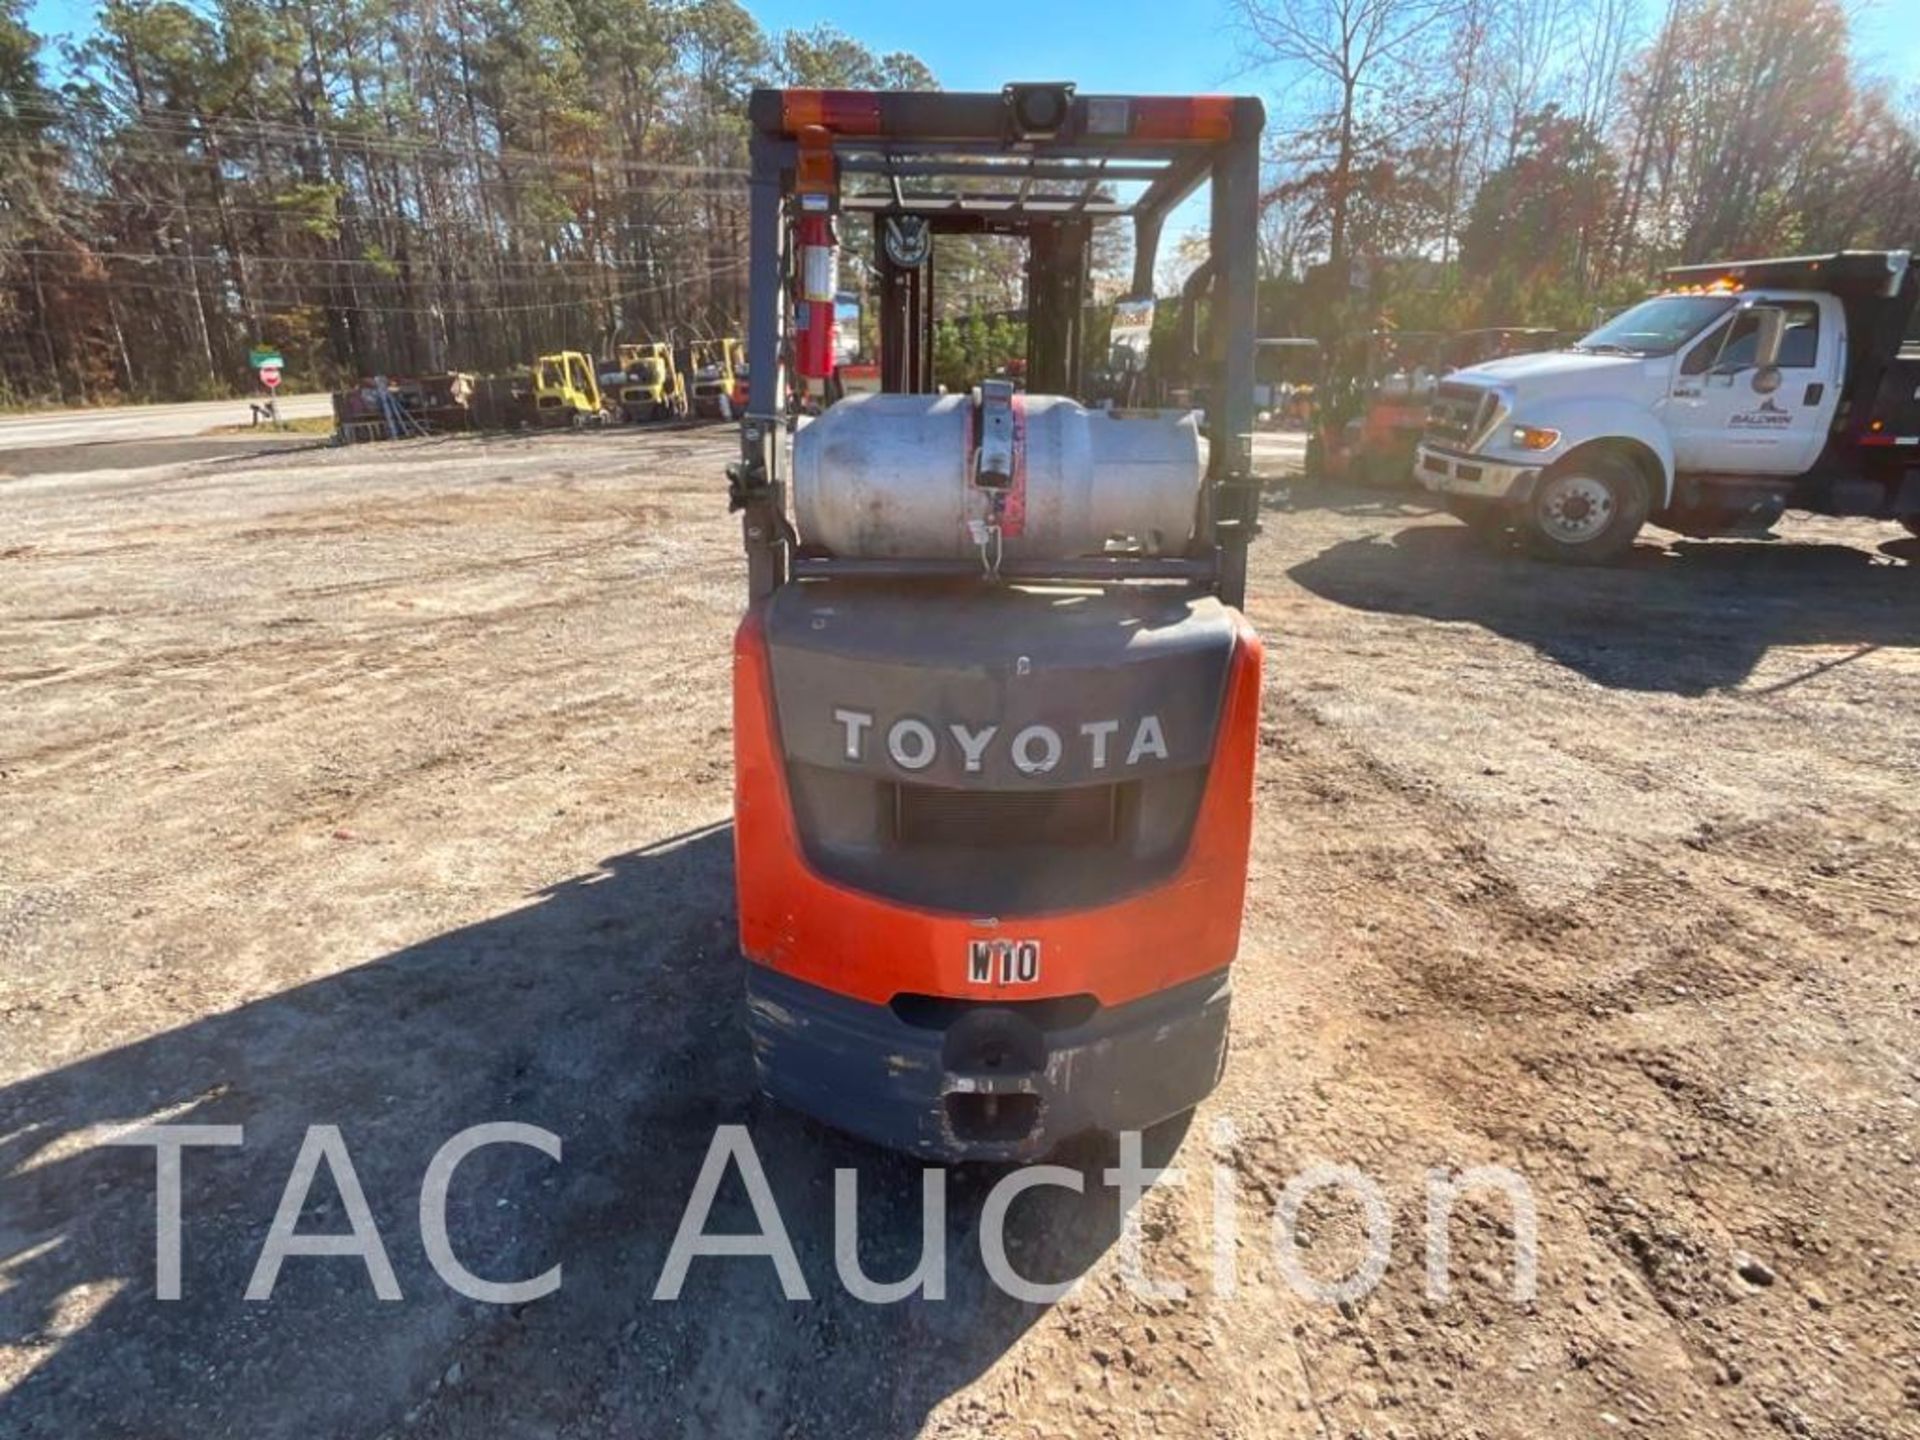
[1489,0,1572,166]
[1234,0,1458,267]
[1568,0,1637,134]
[1257,189,1315,278]
[1431,0,1499,265]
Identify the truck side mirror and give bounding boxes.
[1745,305,1787,394]
[1748,306,1786,370]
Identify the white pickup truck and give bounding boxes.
[1415,250,1920,562]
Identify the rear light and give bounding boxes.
[1129,96,1236,141]
[780,89,882,135]
[795,124,836,195]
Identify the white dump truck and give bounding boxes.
[1414,250,1920,562]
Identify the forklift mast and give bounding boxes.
[730,83,1266,607]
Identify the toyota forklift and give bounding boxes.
[729,83,1266,1160]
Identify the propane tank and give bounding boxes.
[793,392,1206,561]
[794,209,838,383]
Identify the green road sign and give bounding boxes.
[249,347,284,370]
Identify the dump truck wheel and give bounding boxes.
[1523,452,1648,565]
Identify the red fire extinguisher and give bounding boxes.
[794,206,838,383]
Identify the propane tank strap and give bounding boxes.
[974,379,1017,490]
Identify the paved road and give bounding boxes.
[0,392,333,453]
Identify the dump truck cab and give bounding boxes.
[613,341,688,422]
[729,83,1266,1161]
[1319,327,1557,486]
[531,350,604,427]
[1417,250,1920,559]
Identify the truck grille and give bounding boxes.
[1423,382,1493,449]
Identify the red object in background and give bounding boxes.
[794,210,838,382]
[259,365,282,390]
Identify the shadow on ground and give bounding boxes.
[1287,519,1919,695]
[1,824,1152,1438]
[1265,478,1438,522]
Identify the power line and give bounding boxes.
[10,97,752,179]
[66,187,740,219]
[28,257,751,316]
[9,246,737,275]
[44,171,749,215]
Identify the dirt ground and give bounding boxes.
[2,428,1916,1439]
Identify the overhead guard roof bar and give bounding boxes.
[840,193,1134,216]
[836,157,1174,183]
[750,88,1259,231]
[750,89,1253,145]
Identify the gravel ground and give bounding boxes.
[1,427,1915,1438]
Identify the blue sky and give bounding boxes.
[746,0,1249,94]
[19,0,1244,81]
[24,0,1920,104]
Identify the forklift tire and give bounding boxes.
[1523,452,1648,566]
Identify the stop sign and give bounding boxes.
[259,364,282,390]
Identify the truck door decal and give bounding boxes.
[1730,397,1794,429]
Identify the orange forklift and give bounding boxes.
[728,83,1267,1159]
[1314,327,1560,485]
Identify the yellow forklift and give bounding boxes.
[687,337,748,419]
[530,350,607,428]
[610,342,689,422]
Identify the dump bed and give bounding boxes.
[1859,350,1920,441]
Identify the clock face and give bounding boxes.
[883,215,931,269]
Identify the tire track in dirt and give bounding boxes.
[1199,621,1917,1438]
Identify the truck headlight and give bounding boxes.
[1510,424,1561,452]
